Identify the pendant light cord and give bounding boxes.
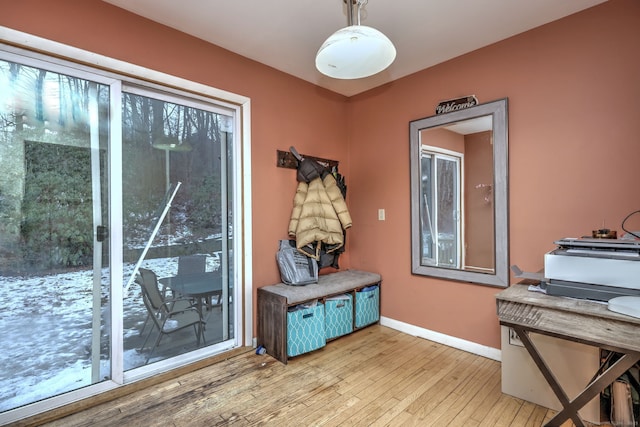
[357,0,368,25]
[347,0,368,26]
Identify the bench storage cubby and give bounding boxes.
[325,294,353,340]
[258,270,381,364]
[286,301,325,357]
[355,285,380,328]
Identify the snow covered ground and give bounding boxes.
[0,255,220,413]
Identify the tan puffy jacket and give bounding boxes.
[288,173,352,260]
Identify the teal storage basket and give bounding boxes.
[355,285,380,328]
[287,302,325,357]
[325,294,353,340]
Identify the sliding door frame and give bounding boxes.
[0,26,252,425]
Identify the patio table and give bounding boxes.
[159,272,222,343]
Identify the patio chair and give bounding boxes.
[178,254,221,307]
[138,267,195,338]
[177,254,207,276]
[137,268,205,364]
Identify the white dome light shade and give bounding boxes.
[316,25,396,79]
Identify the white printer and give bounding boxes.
[544,237,640,301]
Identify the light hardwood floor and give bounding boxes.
[39,325,605,427]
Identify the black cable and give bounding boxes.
[621,209,640,239]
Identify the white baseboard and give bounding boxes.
[380,316,502,362]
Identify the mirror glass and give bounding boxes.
[410,98,508,287]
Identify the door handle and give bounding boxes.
[96,225,109,242]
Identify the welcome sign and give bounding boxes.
[436,95,478,114]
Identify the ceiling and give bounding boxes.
[102,0,607,97]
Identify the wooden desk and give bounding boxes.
[496,284,640,427]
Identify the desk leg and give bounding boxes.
[549,352,639,427]
[511,325,584,427]
[511,325,640,427]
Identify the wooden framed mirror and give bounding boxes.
[409,98,508,287]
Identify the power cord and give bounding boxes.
[621,209,640,239]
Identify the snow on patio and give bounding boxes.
[0,255,220,413]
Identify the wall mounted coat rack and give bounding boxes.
[276,150,339,170]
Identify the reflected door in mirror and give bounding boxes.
[420,150,461,269]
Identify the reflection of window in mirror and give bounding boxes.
[420,146,462,269]
[410,98,508,288]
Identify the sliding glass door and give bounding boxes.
[121,86,236,370]
[0,45,242,419]
[0,57,111,411]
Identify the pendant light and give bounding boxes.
[316,0,396,79]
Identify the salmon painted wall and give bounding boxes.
[3,0,639,351]
[346,0,640,348]
[0,0,350,336]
